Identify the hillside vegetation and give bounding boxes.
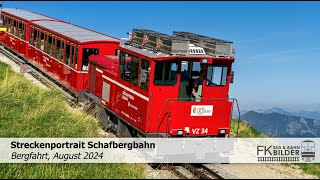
[230,119,320,178]
[0,62,145,179]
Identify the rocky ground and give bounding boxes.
[207,163,317,179]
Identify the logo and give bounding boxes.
[301,140,316,162]
[190,105,213,116]
[256,139,316,163]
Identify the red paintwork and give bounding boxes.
[89,45,236,137]
[0,10,119,93]
[0,8,236,137]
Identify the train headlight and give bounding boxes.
[177,130,184,136]
[220,129,226,134]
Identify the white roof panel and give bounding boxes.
[33,21,118,43]
[3,8,54,21]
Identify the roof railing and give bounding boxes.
[172,31,234,57]
[125,29,234,57]
[126,28,190,55]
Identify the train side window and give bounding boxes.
[36,30,41,49]
[70,45,75,68]
[154,62,178,86]
[23,23,26,40]
[47,36,54,56]
[140,59,150,91]
[56,39,61,61]
[33,29,38,47]
[61,41,65,62]
[29,28,33,45]
[13,20,17,36]
[206,65,228,86]
[18,22,22,39]
[35,29,39,48]
[120,51,139,86]
[75,47,78,70]
[65,43,71,65]
[7,18,12,33]
[39,31,45,51]
[44,33,48,52]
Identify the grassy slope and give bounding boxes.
[0,62,145,179]
[230,119,320,178]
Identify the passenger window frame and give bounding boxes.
[205,64,229,87]
[153,61,178,86]
[139,59,150,91]
[119,51,140,86]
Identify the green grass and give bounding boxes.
[298,164,320,178]
[0,62,145,179]
[230,119,320,178]
[230,119,266,137]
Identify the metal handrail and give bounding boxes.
[156,97,241,137]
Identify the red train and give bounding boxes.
[0,8,237,138]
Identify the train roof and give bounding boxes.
[3,8,119,43]
[120,39,234,61]
[3,8,54,21]
[33,21,119,43]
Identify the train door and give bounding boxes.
[81,48,99,71]
[178,60,204,102]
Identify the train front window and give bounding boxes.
[206,65,228,86]
[179,61,204,101]
[154,62,178,86]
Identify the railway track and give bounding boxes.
[0,45,224,179]
[157,163,224,179]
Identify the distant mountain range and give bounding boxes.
[241,110,320,137]
[233,107,320,120]
[255,107,320,120]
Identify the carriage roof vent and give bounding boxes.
[188,44,206,55]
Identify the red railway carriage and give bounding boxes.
[0,8,119,95]
[88,29,236,137]
[0,8,54,56]
[27,20,119,93]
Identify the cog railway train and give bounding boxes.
[0,8,238,138]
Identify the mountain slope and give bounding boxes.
[241,110,320,137]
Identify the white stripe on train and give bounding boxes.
[101,75,149,101]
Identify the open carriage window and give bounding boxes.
[206,65,228,86]
[56,39,61,61]
[47,36,54,56]
[13,20,17,36]
[154,61,178,86]
[65,43,71,65]
[120,51,139,86]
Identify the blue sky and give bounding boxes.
[4,1,320,111]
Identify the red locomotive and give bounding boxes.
[0,8,237,138]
